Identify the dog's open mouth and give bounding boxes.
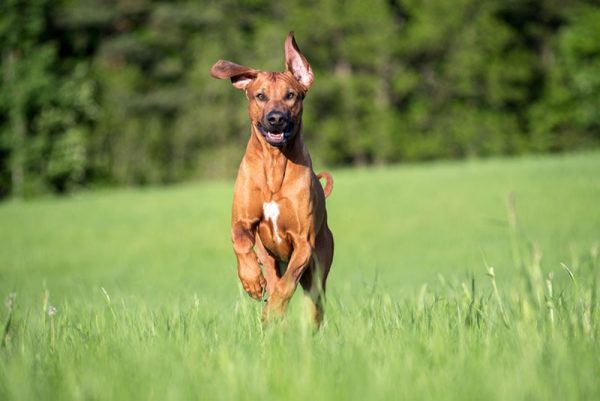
[266,131,285,144]
[256,124,292,147]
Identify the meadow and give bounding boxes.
[1,152,599,401]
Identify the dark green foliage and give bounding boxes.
[0,0,598,197]
[529,4,600,150]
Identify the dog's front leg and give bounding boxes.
[263,240,313,319]
[232,219,266,300]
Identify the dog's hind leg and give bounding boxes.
[300,226,333,328]
[300,263,325,328]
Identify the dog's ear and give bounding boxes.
[210,60,257,90]
[284,32,313,90]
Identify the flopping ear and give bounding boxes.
[284,32,313,90]
[210,60,257,90]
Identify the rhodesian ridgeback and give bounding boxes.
[210,32,334,326]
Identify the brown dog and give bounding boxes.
[210,32,334,326]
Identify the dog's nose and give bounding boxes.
[266,111,288,127]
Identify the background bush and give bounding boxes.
[0,0,598,198]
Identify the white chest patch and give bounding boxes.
[263,201,282,243]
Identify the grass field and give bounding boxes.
[1,152,599,401]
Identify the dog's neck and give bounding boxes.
[249,124,311,194]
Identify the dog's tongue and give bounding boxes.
[267,131,284,143]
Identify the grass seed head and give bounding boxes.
[47,305,57,317]
[4,292,16,312]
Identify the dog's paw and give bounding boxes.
[238,267,266,300]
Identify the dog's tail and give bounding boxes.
[317,172,334,198]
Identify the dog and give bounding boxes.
[210,32,334,326]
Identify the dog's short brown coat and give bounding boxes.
[210,33,334,326]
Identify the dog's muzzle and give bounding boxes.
[257,111,293,147]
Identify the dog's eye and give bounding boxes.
[285,92,296,100]
[256,93,267,102]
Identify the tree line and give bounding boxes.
[1,0,598,198]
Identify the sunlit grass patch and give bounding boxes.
[1,152,599,400]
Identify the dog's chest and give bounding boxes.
[253,164,314,260]
[262,201,283,243]
[257,196,300,260]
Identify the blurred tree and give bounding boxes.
[0,0,55,197]
[0,0,99,196]
[0,0,598,198]
[530,4,600,150]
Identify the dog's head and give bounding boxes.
[210,32,313,148]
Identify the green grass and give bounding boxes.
[1,152,599,401]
